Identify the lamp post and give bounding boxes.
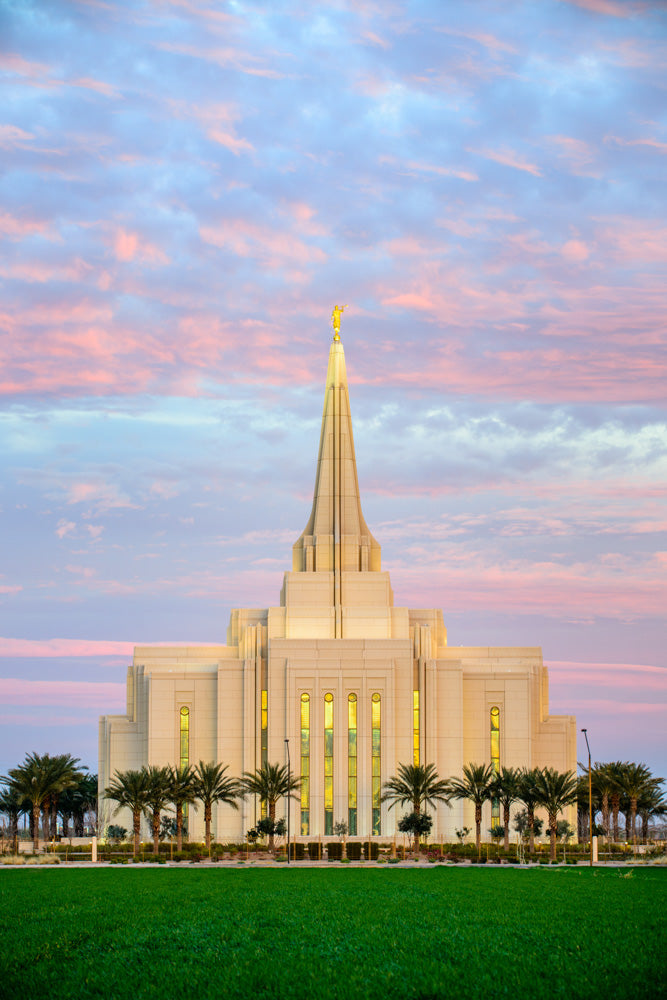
[581,728,593,867]
[285,738,291,865]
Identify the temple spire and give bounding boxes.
[292,328,381,578]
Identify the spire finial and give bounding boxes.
[331,304,347,341]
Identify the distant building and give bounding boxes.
[99,331,576,841]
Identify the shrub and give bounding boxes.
[289,842,305,861]
[327,842,343,861]
[346,842,362,861]
[364,842,379,861]
[307,842,322,861]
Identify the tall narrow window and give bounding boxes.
[413,690,420,766]
[348,694,357,835]
[261,689,268,818]
[324,693,334,836]
[371,693,381,835]
[180,706,189,824]
[180,706,189,769]
[490,706,500,824]
[300,694,310,836]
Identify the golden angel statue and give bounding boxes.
[331,304,348,340]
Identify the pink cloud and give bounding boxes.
[468,146,542,176]
[0,212,54,240]
[70,76,121,98]
[199,218,326,269]
[564,0,643,16]
[561,239,590,261]
[0,679,126,710]
[606,134,667,154]
[113,228,168,265]
[0,124,34,149]
[0,638,134,657]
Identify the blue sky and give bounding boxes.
[0,0,665,780]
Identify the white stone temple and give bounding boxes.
[99,327,576,842]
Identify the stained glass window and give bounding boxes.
[491,706,500,823]
[413,690,420,766]
[348,694,357,835]
[371,693,381,835]
[300,693,310,836]
[324,693,334,835]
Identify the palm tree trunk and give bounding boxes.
[133,809,141,857]
[630,798,637,845]
[152,810,160,854]
[503,801,510,852]
[176,803,183,852]
[602,793,609,841]
[528,806,535,854]
[641,811,649,843]
[611,795,620,841]
[549,812,557,862]
[269,801,276,853]
[205,802,212,851]
[32,803,40,853]
[475,803,482,857]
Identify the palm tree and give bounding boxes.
[60,772,99,837]
[381,763,451,853]
[616,762,653,845]
[169,765,198,850]
[4,753,81,852]
[0,784,25,854]
[104,769,149,856]
[449,763,495,856]
[517,768,542,855]
[591,762,615,840]
[533,767,578,861]
[242,763,300,852]
[606,760,627,842]
[491,766,522,853]
[142,765,173,854]
[637,779,666,842]
[195,761,243,852]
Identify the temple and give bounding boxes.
[99,328,576,842]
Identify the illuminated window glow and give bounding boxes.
[371,693,381,836]
[300,693,310,836]
[413,690,420,766]
[324,693,334,836]
[261,689,268,818]
[490,706,500,823]
[180,706,189,823]
[180,706,189,769]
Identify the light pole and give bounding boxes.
[582,728,593,867]
[285,738,291,865]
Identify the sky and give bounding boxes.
[0,0,665,784]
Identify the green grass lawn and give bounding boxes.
[0,867,664,999]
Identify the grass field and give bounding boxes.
[1,867,664,999]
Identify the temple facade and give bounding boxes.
[99,330,576,842]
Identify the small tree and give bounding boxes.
[107,824,127,844]
[513,808,543,841]
[333,820,348,839]
[488,824,504,845]
[455,826,471,845]
[398,811,433,850]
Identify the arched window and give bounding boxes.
[300,694,310,836]
[324,693,334,835]
[179,707,189,770]
[371,693,381,836]
[490,706,500,824]
[348,694,357,836]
